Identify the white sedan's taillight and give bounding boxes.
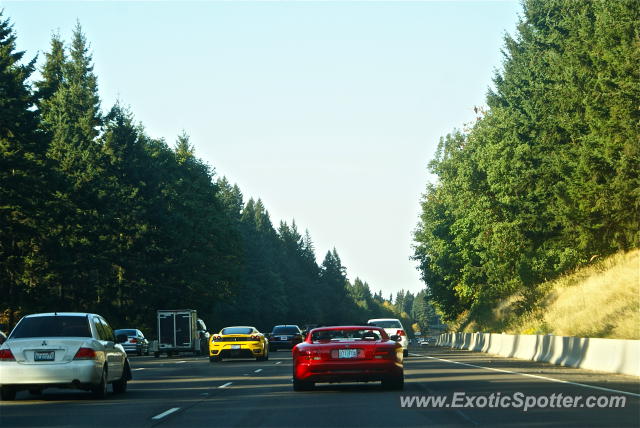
[73,347,97,360]
[0,349,15,361]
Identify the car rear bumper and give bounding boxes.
[269,341,296,349]
[294,359,403,383]
[0,360,102,387]
[210,342,266,358]
[399,337,409,350]
[122,343,144,353]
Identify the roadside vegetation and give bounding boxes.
[413,0,639,333]
[451,250,639,339]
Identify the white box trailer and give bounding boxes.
[155,309,209,357]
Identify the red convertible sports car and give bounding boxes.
[292,326,404,391]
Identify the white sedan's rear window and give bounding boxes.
[368,320,402,329]
[10,316,91,338]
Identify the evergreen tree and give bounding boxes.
[319,249,350,324]
[414,0,640,324]
[0,12,52,324]
[34,32,65,118]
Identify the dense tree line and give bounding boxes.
[0,13,435,335]
[413,0,639,324]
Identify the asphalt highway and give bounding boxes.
[1,346,638,427]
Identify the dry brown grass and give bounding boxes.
[508,249,640,339]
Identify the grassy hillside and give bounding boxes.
[456,249,640,340]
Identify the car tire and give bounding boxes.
[28,388,43,396]
[382,375,404,390]
[209,356,222,363]
[112,372,128,394]
[403,349,409,358]
[154,352,160,358]
[91,367,108,399]
[0,386,16,401]
[292,378,313,392]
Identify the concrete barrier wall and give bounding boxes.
[436,332,640,377]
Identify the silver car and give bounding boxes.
[0,312,132,401]
[114,329,149,356]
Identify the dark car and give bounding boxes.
[114,329,149,356]
[268,325,303,351]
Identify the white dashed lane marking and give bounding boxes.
[412,353,640,398]
[219,382,233,388]
[151,408,180,420]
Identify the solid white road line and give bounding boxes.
[151,408,180,420]
[254,369,263,373]
[417,353,640,398]
[176,361,187,364]
[219,382,233,388]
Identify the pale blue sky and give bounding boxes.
[3,0,521,297]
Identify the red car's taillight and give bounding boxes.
[73,347,97,360]
[0,349,15,361]
[374,349,395,360]
[299,349,321,361]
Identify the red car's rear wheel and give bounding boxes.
[293,377,314,391]
[382,374,404,390]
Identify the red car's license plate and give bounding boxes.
[34,351,55,361]
[338,349,358,359]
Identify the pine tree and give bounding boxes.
[34,31,66,120]
[0,12,53,324]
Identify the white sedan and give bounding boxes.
[367,318,410,357]
[0,312,132,400]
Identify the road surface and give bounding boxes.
[1,347,638,427]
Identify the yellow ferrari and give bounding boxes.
[209,326,269,362]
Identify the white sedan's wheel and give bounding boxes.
[112,364,128,394]
[92,368,108,399]
[0,386,16,401]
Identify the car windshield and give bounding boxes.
[368,320,402,329]
[221,327,253,335]
[272,326,299,335]
[311,328,385,342]
[10,316,92,338]
[114,329,137,336]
